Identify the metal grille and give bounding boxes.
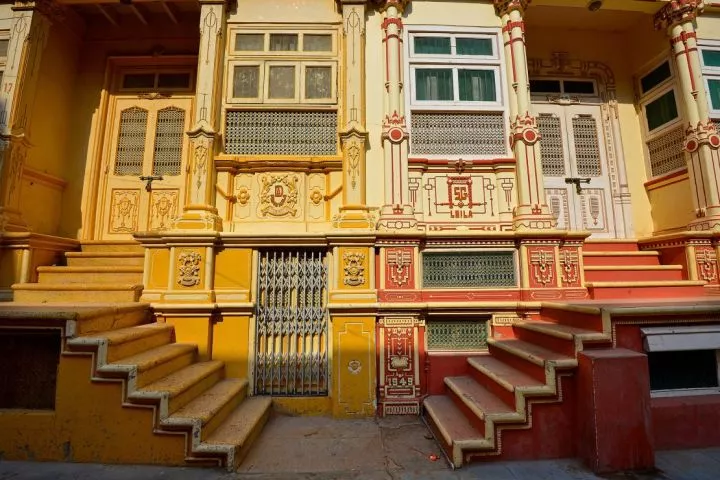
[572,115,602,177]
[537,114,566,177]
[255,249,329,396]
[114,107,148,176]
[410,112,506,156]
[225,110,338,155]
[427,321,488,351]
[152,107,185,176]
[422,251,517,288]
[647,126,686,177]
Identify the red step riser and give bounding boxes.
[535,309,604,332]
[513,327,577,358]
[590,285,707,300]
[582,255,660,267]
[584,270,684,282]
[487,344,546,384]
[447,388,487,437]
[583,242,640,252]
[467,363,516,408]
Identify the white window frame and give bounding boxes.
[699,39,720,120]
[0,32,8,87]
[529,78,599,99]
[636,56,687,179]
[405,26,509,159]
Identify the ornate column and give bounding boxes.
[494,0,554,230]
[0,0,52,233]
[376,0,417,230]
[655,0,720,231]
[172,0,225,232]
[335,0,373,229]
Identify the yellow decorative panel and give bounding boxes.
[147,248,170,290]
[214,249,252,289]
[148,189,179,231]
[338,247,370,290]
[332,316,376,417]
[212,315,250,380]
[108,189,141,234]
[647,177,695,234]
[174,248,204,290]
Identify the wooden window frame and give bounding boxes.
[699,40,720,120]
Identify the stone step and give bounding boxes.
[423,395,486,468]
[583,241,641,252]
[37,266,144,284]
[513,321,605,357]
[129,361,225,417]
[102,343,198,389]
[79,323,175,363]
[81,241,143,253]
[11,283,143,303]
[487,339,576,383]
[584,265,684,282]
[200,396,273,470]
[444,376,517,437]
[65,251,145,267]
[163,379,249,443]
[582,251,660,267]
[587,280,707,300]
[467,355,546,408]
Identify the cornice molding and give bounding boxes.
[494,0,531,17]
[12,0,65,20]
[654,0,704,30]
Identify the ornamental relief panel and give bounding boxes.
[148,189,179,231]
[177,250,202,287]
[342,250,367,287]
[109,189,140,233]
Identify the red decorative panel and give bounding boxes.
[559,247,582,288]
[695,246,719,285]
[527,246,558,289]
[378,316,424,416]
[385,247,415,289]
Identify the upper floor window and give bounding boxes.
[0,36,8,88]
[700,42,720,124]
[637,59,686,178]
[406,28,507,158]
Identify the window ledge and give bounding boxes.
[651,388,720,399]
[644,168,688,191]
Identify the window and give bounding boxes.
[0,37,8,88]
[637,59,686,178]
[119,70,194,92]
[225,27,340,156]
[407,28,506,157]
[530,79,597,96]
[642,326,720,397]
[700,43,720,121]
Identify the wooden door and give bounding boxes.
[98,97,192,240]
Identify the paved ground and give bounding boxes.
[1,415,719,479]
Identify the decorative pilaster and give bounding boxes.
[0,0,52,233]
[173,0,225,232]
[375,0,417,231]
[494,0,555,231]
[334,1,373,229]
[655,0,720,231]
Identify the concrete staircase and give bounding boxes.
[583,241,706,299]
[423,305,610,467]
[11,242,145,303]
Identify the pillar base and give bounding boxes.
[512,204,556,231]
[376,204,418,231]
[172,209,222,232]
[0,207,28,233]
[333,206,375,229]
[687,211,720,232]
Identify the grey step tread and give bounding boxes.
[37,266,143,273]
[12,283,143,291]
[516,321,601,339]
[582,251,659,257]
[424,395,482,446]
[587,280,705,287]
[133,361,224,398]
[467,355,544,392]
[203,396,273,446]
[488,339,575,367]
[66,252,144,258]
[445,376,515,419]
[583,265,682,271]
[165,378,248,425]
[82,323,173,345]
[108,343,196,371]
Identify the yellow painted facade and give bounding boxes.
[2,0,720,468]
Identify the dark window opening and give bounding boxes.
[157,73,192,89]
[530,79,561,94]
[648,349,719,391]
[641,61,672,94]
[564,80,595,95]
[122,73,155,89]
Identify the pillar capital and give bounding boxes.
[654,0,704,31]
[494,0,531,18]
[372,0,410,14]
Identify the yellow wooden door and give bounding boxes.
[99,96,192,240]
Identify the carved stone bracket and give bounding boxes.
[654,0,704,31]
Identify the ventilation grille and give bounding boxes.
[410,112,506,156]
[647,126,686,177]
[537,114,565,177]
[225,110,338,156]
[422,251,517,288]
[152,107,185,176]
[572,115,602,177]
[427,321,488,351]
[114,107,148,176]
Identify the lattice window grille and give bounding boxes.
[427,321,488,351]
[255,249,329,396]
[410,112,506,156]
[422,251,517,288]
[647,126,686,177]
[572,115,602,177]
[537,114,566,177]
[225,110,338,156]
[152,107,185,176]
[114,107,148,176]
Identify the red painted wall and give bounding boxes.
[652,395,720,450]
[425,353,470,395]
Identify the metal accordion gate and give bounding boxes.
[254,249,329,396]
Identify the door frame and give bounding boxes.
[81,55,197,241]
[528,55,634,239]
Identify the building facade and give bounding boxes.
[1,0,720,473]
